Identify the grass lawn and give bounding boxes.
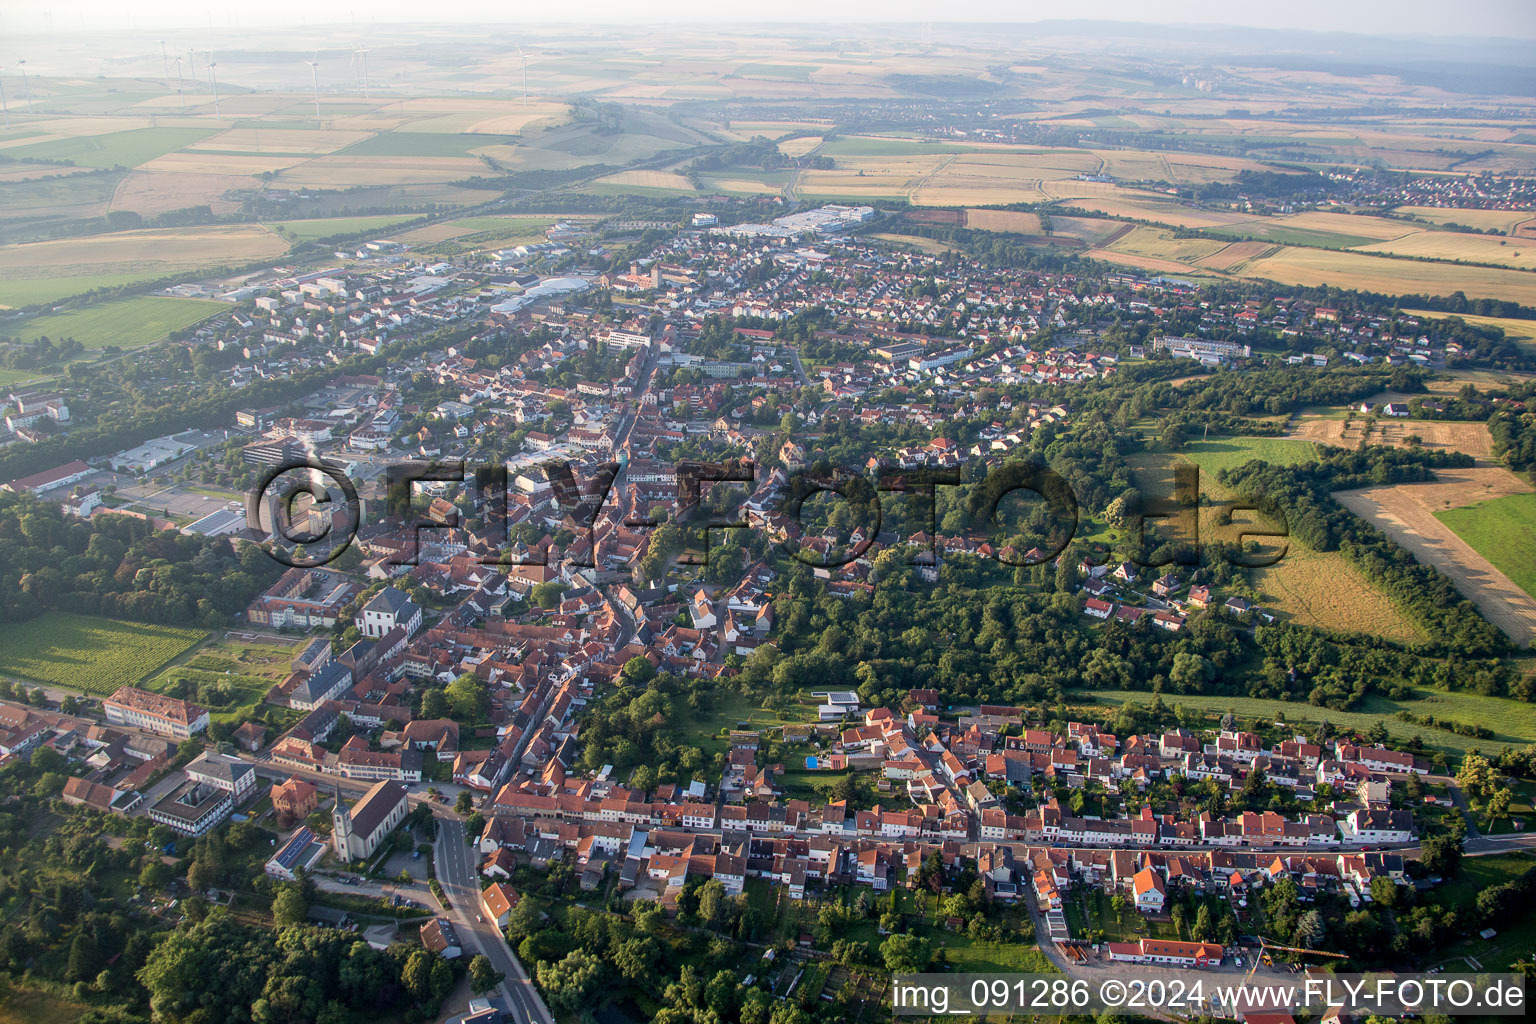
[15,296,226,349]
[676,691,800,759]
[1179,436,1321,478]
[1435,492,1536,600]
[1073,687,1536,757]
[0,367,56,386]
[0,986,91,1024]
[0,612,207,694]
[268,215,422,242]
[1427,852,1536,971]
[777,769,853,802]
[1480,780,1536,835]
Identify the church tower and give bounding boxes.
[331,785,354,861]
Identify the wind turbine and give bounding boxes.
[0,67,9,130]
[160,40,171,89]
[304,56,321,121]
[208,57,221,120]
[187,48,200,91]
[173,55,186,109]
[515,44,528,107]
[352,47,370,99]
[17,59,31,112]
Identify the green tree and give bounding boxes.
[272,886,308,928]
[880,933,933,973]
[468,954,501,993]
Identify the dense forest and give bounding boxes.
[0,492,275,626]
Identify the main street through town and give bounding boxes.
[435,815,554,1024]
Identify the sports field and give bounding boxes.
[16,295,226,349]
[1436,492,1536,600]
[0,612,207,694]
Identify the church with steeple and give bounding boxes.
[330,779,410,861]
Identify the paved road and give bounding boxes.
[435,816,553,1024]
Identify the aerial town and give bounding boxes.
[1,10,1535,1024]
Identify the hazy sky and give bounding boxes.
[4,0,1535,38]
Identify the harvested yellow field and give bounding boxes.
[731,121,834,137]
[1260,210,1417,241]
[1134,454,1422,643]
[1195,240,1279,271]
[397,222,481,243]
[595,170,696,191]
[1286,416,1496,458]
[1248,543,1425,644]
[700,176,781,194]
[1094,150,1168,180]
[20,115,157,136]
[0,132,75,151]
[1352,230,1536,271]
[1164,151,1284,181]
[1241,245,1536,305]
[1106,224,1228,262]
[1394,207,1535,234]
[799,155,948,199]
[0,224,287,281]
[950,151,1102,177]
[1064,196,1258,229]
[187,128,373,154]
[138,152,307,176]
[777,135,823,157]
[466,108,571,135]
[0,162,96,183]
[964,209,1043,233]
[109,170,250,217]
[1040,178,1161,201]
[275,156,489,186]
[1086,248,1220,276]
[1337,480,1536,647]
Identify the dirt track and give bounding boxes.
[1335,471,1536,648]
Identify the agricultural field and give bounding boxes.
[4,126,220,169]
[1336,476,1536,648]
[13,295,226,349]
[1393,207,1535,234]
[963,208,1043,234]
[1104,225,1230,264]
[1129,444,1423,643]
[1076,689,1536,758]
[0,223,289,307]
[592,170,697,194]
[1240,245,1536,306]
[1352,229,1536,271]
[268,214,423,241]
[0,612,207,694]
[1285,414,1497,458]
[1435,493,1536,601]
